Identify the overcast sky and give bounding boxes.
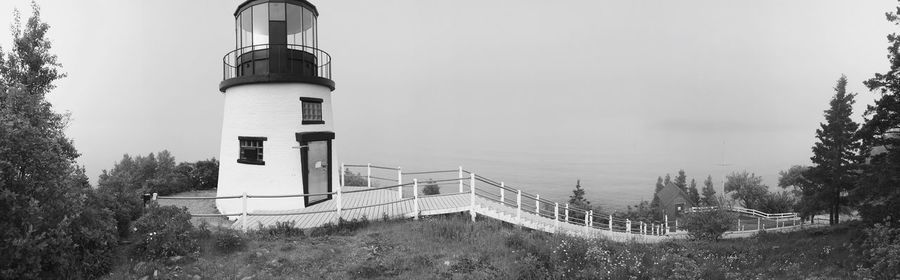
[0,1,895,206]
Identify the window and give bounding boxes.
[300,97,324,124]
[238,136,267,165]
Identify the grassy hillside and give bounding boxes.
[102,212,873,280]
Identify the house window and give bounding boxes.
[300,97,324,124]
[238,136,267,165]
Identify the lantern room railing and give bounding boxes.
[222,44,332,81]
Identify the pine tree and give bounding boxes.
[807,75,861,225]
[568,179,591,211]
[650,176,664,216]
[701,175,717,206]
[674,170,687,192]
[663,174,672,187]
[688,178,700,205]
[858,4,900,225]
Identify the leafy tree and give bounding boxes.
[687,178,700,205]
[724,171,769,210]
[680,208,737,242]
[701,175,717,206]
[0,3,117,278]
[649,176,664,214]
[778,165,825,221]
[192,158,219,190]
[568,179,591,211]
[857,3,900,226]
[807,75,861,225]
[758,192,798,214]
[674,170,687,192]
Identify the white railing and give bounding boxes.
[155,163,805,237]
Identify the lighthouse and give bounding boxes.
[216,0,337,215]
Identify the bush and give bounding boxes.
[855,223,900,278]
[255,221,305,240]
[422,179,440,195]
[132,205,199,259]
[213,228,247,253]
[680,209,737,241]
[309,217,370,237]
[343,170,367,187]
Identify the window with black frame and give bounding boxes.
[300,97,324,124]
[238,136,267,165]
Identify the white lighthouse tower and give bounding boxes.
[216,0,337,215]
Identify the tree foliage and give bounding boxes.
[778,165,825,220]
[687,178,700,205]
[568,179,591,211]
[0,3,117,278]
[674,170,687,192]
[807,75,861,225]
[701,175,717,206]
[856,3,900,226]
[680,208,737,242]
[724,171,769,210]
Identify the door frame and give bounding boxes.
[296,132,335,207]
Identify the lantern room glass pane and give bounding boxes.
[270,2,285,21]
[252,4,269,49]
[302,8,314,47]
[286,4,302,46]
[241,9,252,50]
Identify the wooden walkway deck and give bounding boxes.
[233,187,470,230]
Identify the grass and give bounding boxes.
[102,213,871,280]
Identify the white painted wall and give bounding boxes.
[216,83,338,216]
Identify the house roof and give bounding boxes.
[655,182,694,208]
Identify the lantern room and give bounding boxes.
[220,0,334,92]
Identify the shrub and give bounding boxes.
[213,228,247,253]
[855,223,900,278]
[680,209,737,241]
[256,221,305,240]
[343,170,368,187]
[132,205,199,259]
[422,179,440,195]
[309,217,370,237]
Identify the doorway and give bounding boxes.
[297,132,334,207]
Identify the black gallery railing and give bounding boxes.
[222,44,332,81]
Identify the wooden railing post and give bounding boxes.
[470,173,476,222]
[608,215,612,231]
[737,218,741,231]
[588,210,593,228]
[757,217,761,231]
[241,192,248,233]
[535,194,540,217]
[585,211,589,227]
[413,179,420,220]
[516,190,522,225]
[554,203,559,228]
[397,166,403,200]
[340,163,345,187]
[665,215,669,234]
[500,182,505,205]
[366,163,372,188]
[336,184,342,220]
[626,219,632,234]
[152,193,158,201]
[458,166,464,193]
[640,222,645,235]
[675,219,679,232]
[565,204,569,223]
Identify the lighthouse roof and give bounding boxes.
[235,0,319,17]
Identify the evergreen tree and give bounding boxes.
[857,3,900,226]
[807,75,861,225]
[568,179,591,211]
[701,175,717,206]
[688,178,700,205]
[663,174,672,187]
[650,176,664,218]
[674,170,687,192]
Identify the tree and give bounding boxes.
[650,176,664,214]
[857,3,900,226]
[663,174,672,187]
[687,178,700,205]
[568,179,591,211]
[680,208,737,242]
[701,175,717,206]
[0,3,117,278]
[778,165,825,221]
[674,170,687,192]
[724,171,769,210]
[807,75,861,225]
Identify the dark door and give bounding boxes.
[301,139,332,206]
